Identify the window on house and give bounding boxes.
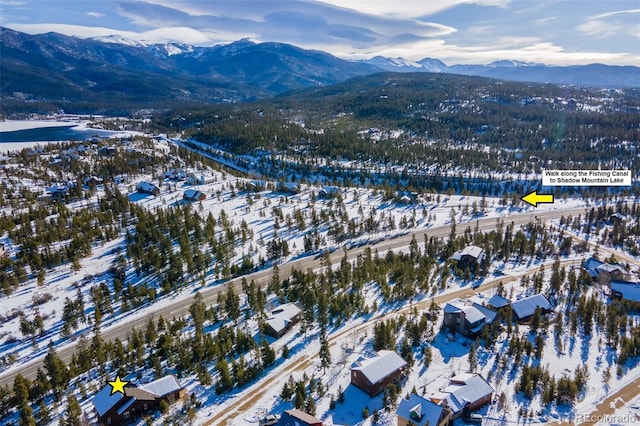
[123,412,130,420]
[144,404,148,410]
[107,418,111,425]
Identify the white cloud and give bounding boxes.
[314,0,510,19]
[3,0,638,66]
[577,8,640,38]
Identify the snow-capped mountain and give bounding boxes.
[1,26,638,110]
[360,56,449,73]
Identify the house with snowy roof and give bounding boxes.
[583,257,628,284]
[264,303,302,338]
[183,189,206,202]
[92,375,184,425]
[350,350,408,396]
[487,294,511,310]
[277,409,323,426]
[443,299,497,338]
[452,245,485,269]
[47,182,77,201]
[510,294,552,322]
[396,393,450,426]
[318,186,341,198]
[442,373,494,419]
[610,280,640,302]
[136,181,160,196]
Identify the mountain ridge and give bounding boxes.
[1,26,638,114]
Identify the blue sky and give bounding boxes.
[1,0,638,65]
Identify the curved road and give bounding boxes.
[0,206,588,388]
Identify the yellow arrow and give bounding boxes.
[520,190,554,207]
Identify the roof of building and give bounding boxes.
[511,294,551,319]
[584,257,604,273]
[265,303,302,335]
[397,393,445,426]
[183,189,205,200]
[611,280,640,302]
[277,409,323,426]
[139,375,182,397]
[444,299,497,326]
[445,374,494,414]
[452,245,485,262]
[92,385,125,417]
[443,299,466,314]
[116,397,135,415]
[463,306,485,325]
[124,387,156,401]
[472,303,498,325]
[596,263,626,274]
[136,181,159,193]
[487,294,511,309]
[351,350,407,385]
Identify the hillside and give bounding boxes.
[1,27,638,116]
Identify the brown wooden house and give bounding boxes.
[350,350,408,396]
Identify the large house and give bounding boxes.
[443,299,497,337]
[277,409,323,426]
[350,350,408,396]
[436,373,494,419]
[264,303,302,338]
[396,393,450,426]
[92,375,185,425]
[510,294,552,322]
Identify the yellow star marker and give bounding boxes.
[108,375,129,396]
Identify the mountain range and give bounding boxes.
[1,26,638,113]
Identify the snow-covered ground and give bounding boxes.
[1,133,637,426]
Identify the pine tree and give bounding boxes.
[215,359,233,393]
[468,344,477,373]
[44,342,70,399]
[35,400,51,426]
[63,395,82,426]
[319,333,331,373]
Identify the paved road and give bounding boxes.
[0,206,588,388]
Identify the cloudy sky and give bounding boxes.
[1,0,638,65]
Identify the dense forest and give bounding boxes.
[154,73,640,176]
